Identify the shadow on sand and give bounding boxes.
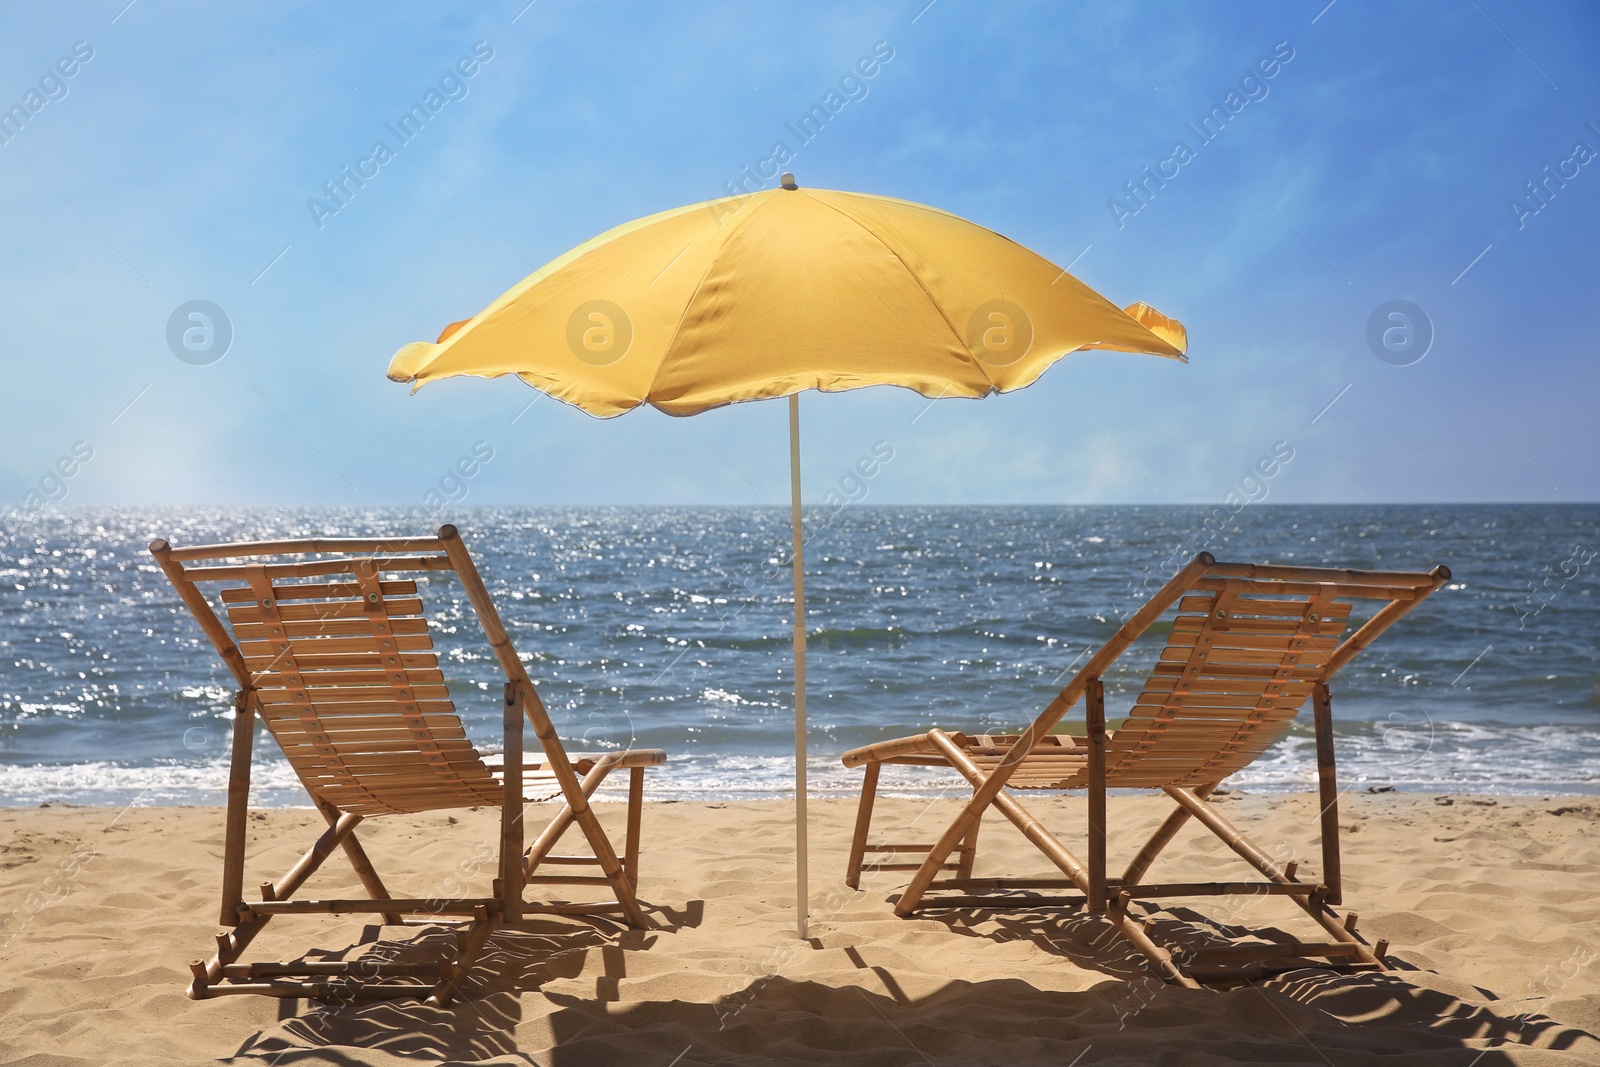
[224,897,1596,1065]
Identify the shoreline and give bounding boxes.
[8,779,1600,810]
[4,723,1599,808]
[3,793,1597,1064]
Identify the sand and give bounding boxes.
[2,790,1598,1065]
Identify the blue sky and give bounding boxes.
[1,0,1595,510]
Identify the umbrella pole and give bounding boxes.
[788,393,809,940]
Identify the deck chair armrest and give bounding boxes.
[843,733,969,768]
[482,748,666,772]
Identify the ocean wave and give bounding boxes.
[3,720,1597,808]
[4,504,1599,804]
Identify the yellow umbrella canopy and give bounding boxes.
[387,182,1186,411]
[387,179,1187,940]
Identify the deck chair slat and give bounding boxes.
[305,788,485,810]
[1131,693,1310,711]
[220,580,420,603]
[274,725,475,745]
[1223,598,1354,619]
[1154,661,1327,680]
[1158,646,1333,667]
[255,668,447,687]
[1172,616,1347,636]
[233,617,433,640]
[303,751,494,771]
[275,730,471,749]
[274,741,479,760]
[261,700,461,720]
[256,684,452,704]
[1142,675,1314,694]
[1124,708,1303,725]
[1174,595,1352,619]
[270,710,469,730]
[267,716,468,737]
[246,650,440,670]
[1136,690,1308,709]
[228,598,427,623]
[1205,648,1334,667]
[239,635,435,657]
[1167,631,1339,652]
[291,768,493,787]
[291,767,493,788]
[1110,731,1290,747]
[1107,744,1282,758]
[295,785,493,801]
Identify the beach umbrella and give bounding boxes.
[387,175,1187,937]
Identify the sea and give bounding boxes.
[1,504,1596,806]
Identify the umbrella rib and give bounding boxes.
[804,192,1000,395]
[646,194,772,413]
[829,185,1181,367]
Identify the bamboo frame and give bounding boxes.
[219,690,255,926]
[501,682,525,923]
[625,766,645,891]
[150,526,665,1005]
[1086,677,1107,913]
[889,553,1219,920]
[845,762,880,889]
[843,554,1450,984]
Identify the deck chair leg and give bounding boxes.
[1312,684,1342,906]
[429,904,501,1008]
[845,762,881,889]
[896,726,1037,916]
[193,809,367,998]
[1110,909,1202,989]
[448,530,647,928]
[624,766,644,891]
[1120,782,1220,888]
[514,682,645,926]
[1086,677,1108,912]
[519,755,652,910]
[219,690,256,926]
[315,799,403,926]
[501,684,525,922]
[956,811,981,881]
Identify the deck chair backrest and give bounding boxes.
[1055,557,1450,791]
[150,529,528,817]
[1103,578,1356,789]
[939,556,1451,793]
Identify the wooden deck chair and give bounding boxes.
[841,552,1450,986]
[149,525,665,1005]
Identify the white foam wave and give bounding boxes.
[3,721,1598,807]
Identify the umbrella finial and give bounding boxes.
[780,172,798,190]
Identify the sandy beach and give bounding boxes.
[2,791,1597,1065]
